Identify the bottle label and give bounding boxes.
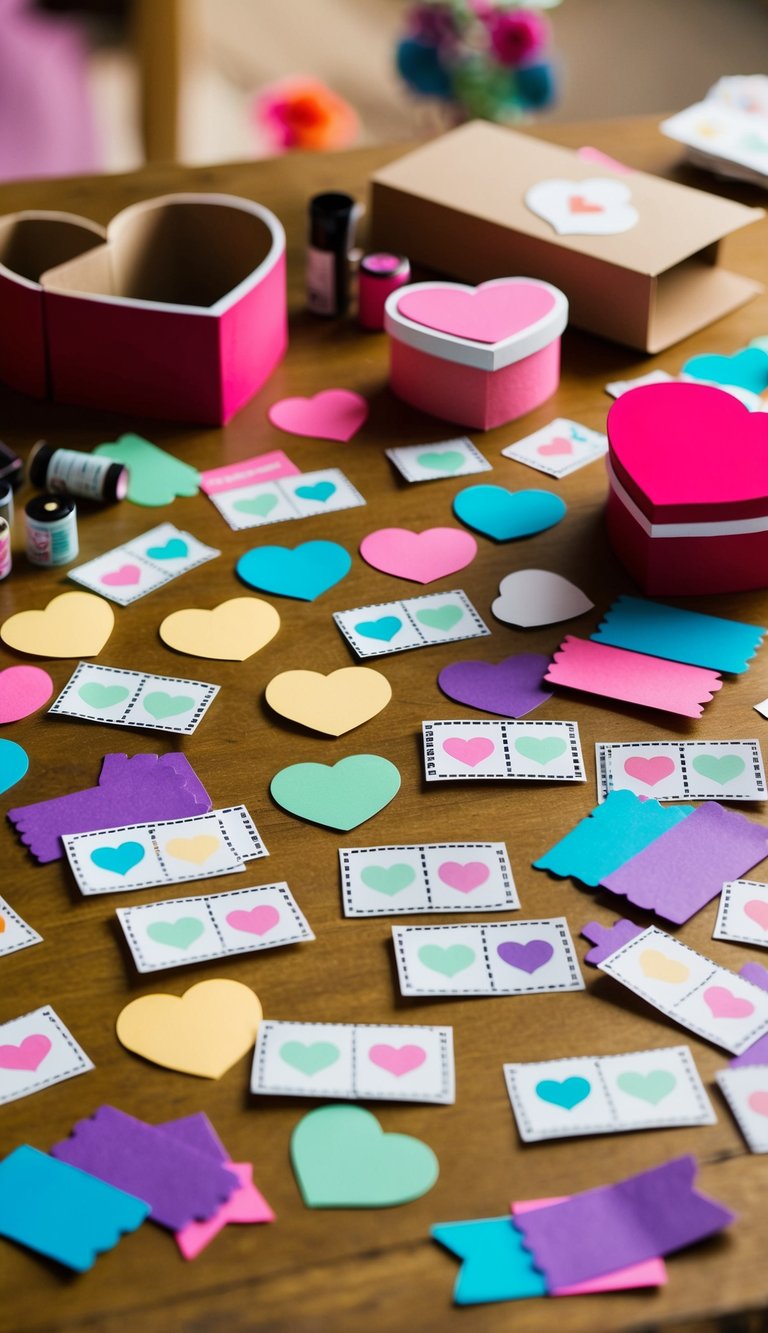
[306,247,337,315]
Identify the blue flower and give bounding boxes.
[396,37,454,99]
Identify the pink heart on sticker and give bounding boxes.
[747,1090,768,1117]
[624,756,676,787]
[397,279,556,345]
[101,564,141,587]
[0,1033,51,1071]
[443,737,495,767]
[745,899,768,931]
[359,526,477,585]
[268,389,368,441]
[0,665,54,724]
[703,985,755,1019]
[538,437,573,457]
[226,906,280,936]
[368,1043,426,1076]
[438,861,490,893]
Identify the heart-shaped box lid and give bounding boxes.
[384,277,568,372]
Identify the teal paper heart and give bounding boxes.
[145,538,189,560]
[90,841,145,875]
[233,493,279,517]
[683,347,768,395]
[142,692,195,720]
[418,944,475,977]
[616,1069,676,1105]
[280,1041,341,1075]
[416,605,463,631]
[78,683,130,709]
[146,917,205,950]
[417,450,465,473]
[361,863,416,896]
[270,754,401,831]
[237,540,351,602]
[355,616,402,642]
[0,738,29,797]
[514,736,567,765]
[453,484,566,541]
[691,754,746,784]
[291,1104,439,1207]
[535,1076,591,1110]
[294,482,337,502]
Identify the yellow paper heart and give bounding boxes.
[164,834,221,865]
[638,948,690,984]
[116,978,262,1079]
[0,915,5,934]
[159,597,280,661]
[1,591,114,658]
[265,666,392,737]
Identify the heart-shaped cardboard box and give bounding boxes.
[0,194,286,424]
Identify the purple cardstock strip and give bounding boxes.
[600,803,768,925]
[581,918,644,966]
[156,1113,229,1163]
[437,654,553,719]
[514,1156,735,1290]
[730,963,768,1067]
[50,1106,238,1231]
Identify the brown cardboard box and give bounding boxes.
[369,122,763,353]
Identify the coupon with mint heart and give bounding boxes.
[385,437,491,485]
[334,589,489,659]
[392,918,584,998]
[49,661,219,735]
[207,466,365,531]
[68,522,219,606]
[597,739,766,803]
[339,841,517,917]
[422,719,585,783]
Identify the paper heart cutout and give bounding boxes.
[237,540,351,602]
[691,754,746,784]
[492,569,593,628]
[226,906,280,935]
[703,985,754,1019]
[233,494,279,517]
[0,739,30,796]
[443,736,495,767]
[116,978,262,1078]
[437,861,489,893]
[90,841,145,875]
[453,485,566,542]
[368,1044,426,1076]
[101,564,142,587]
[1,591,114,658]
[397,278,557,344]
[747,1090,768,1117]
[360,863,415,896]
[146,918,205,950]
[514,735,566,765]
[142,692,194,720]
[418,943,475,976]
[526,177,639,235]
[268,389,368,441]
[744,899,768,931]
[0,665,54,723]
[497,939,553,973]
[159,597,280,661]
[0,1033,51,1071]
[281,1041,340,1075]
[438,653,553,719]
[535,1076,591,1110]
[359,527,477,584]
[538,437,573,457]
[616,1070,676,1105]
[683,348,768,395]
[164,835,220,865]
[266,666,391,737]
[290,1104,439,1207]
[79,683,130,708]
[638,948,689,983]
[624,756,677,787]
[355,616,402,642]
[94,435,200,506]
[270,754,401,831]
[416,605,463,631]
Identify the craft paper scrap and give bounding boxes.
[393,918,583,998]
[0,738,28,797]
[438,653,553,719]
[117,881,313,973]
[94,434,200,506]
[265,666,391,736]
[116,978,262,1079]
[0,665,54,722]
[8,751,212,864]
[453,484,566,542]
[581,917,644,966]
[200,448,299,494]
[271,754,401,832]
[159,597,280,661]
[593,923,768,1055]
[535,790,694,887]
[511,1199,667,1296]
[359,526,477,585]
[596,740,766,803]
[432,1215,548,1305]
[0,591,114,659]
[49,661,218,735]
[0,1006,92,1105]
[208,468,365,532]
[504,1046,714,1142]
[340,842,518,917]
[0,1146,149,1273]
[63,805,266,896]
[730,964,768,1067]
[334,589,490,659]
[491,569,594,628]
[714,880,768,949]
[513,1156,734,1291]
[501,419,608,479]
[422,720,585,783]
[268,388,368,441]
[386,437,491,483]
[290,1104,439,1208]
[0,895,42,957]
[252,1021,454,1104]
[716,1067,768,1153]
[237,539,352,602]
[754,697,768,721]
[605,370,676,398]
[545,636,722,718]
[592,596,765,674]
[69,523,219,606]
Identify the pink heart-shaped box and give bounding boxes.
[384,277,568,431]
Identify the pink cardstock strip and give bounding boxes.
[200,450,299,495]
[359,527,478,584]
[512,1197,666,1294]
[268,389,368,442]
[174,1162,275,1260]
[576,146,633,175]
[545,636,722,718]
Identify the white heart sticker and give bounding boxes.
[525,178,639,236]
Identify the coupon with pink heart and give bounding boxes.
[392,918,584,998]
[596,740,766,803]
[206,467,365,532]
[50,662,219,736]
[116,882,313,973]
[339,842,517,917]
[0,1005,93,1105]
[716,1066,768,1153]
[251,1020,454,1104]
[423,720,585,783]
[714,880,768,949]
[69,523,219,606]
[0,895,42,958]
[502,418,608,479]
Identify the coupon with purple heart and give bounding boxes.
[63,805,266,896]
[596,740,766,803]
[392,919,584,997]
[334,589,490,659]
[0,1005,93,1105]
[0,895,42,958]
[251,1020,454,1104]
[385,437,491,484]
[207,467,365,531]
[714,880,768,949]
[339,842,517,916]
[68,523,219,606]
[504,1045,714,1142]
[423,720,585,782]
[116,882,313,973]
[501,418,607,479]
[716,1067,768,1153]
[49,661,219,735]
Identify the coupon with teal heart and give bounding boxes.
[502,416,608,480]
[208,466,365,531]
[334,589,490,659]
[597,739,766,803]
[422,719,585,783]
[68,522,219,606]
[385,436,491,485]
[393,918,584,997]
[49,661,219,735]
[339,841,518,917]
[504,1045,714,1142]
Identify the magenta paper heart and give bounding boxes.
[537,437,573,457]
[368,1043,426,1076]
[101,563,141,587]
[0,1033,51,1071]
[359,527,476,584]
[624,756,677,787]
[747,1090,768,1117]
[226,905,280,936]
[443,737,495,767]
[497,939,554,973]
[397,280,556,345]
[745,900,768,931]
[0,665,54,724]
[268,389,368,441]
[438,860,490,893]
[703,985,755,1019]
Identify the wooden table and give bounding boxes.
[1,119,767,1333]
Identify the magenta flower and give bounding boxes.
[487,9,550,67]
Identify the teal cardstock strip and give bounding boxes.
[591,596,765,674]
[534,790,694,887]
[432,1216,548,1304]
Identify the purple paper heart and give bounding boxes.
[438,654,553,719]
[497,938,554,973]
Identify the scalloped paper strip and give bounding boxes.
[544,636,722,717]
[590,595,764,673]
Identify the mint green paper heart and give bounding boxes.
[514,736,567,765]
[280,1041,340,1075]
[417,450,465,473]
[234,493,279,518]
[691,754,746,784]
[270,754,401,831]
[417,605,463,631]
[291,1104,439,1207]
[142,691,195,720]
[146,918,205,950]
[616,1069,676,1105]
[360,863,416,896]
[418,944,475,977]
[78,683,130,709]
[94,434,200,507]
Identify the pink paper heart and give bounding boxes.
[703,985,755,1019]
[438,860,490,893]
[538,437,573,457]
[442,737,495,767]
[397,279,556,345]
[0,1033,51,1071]
[359,527,477,584]
[101,563,141,587]
[623,756,677,787]
[745,899,768,931]
[268,389,368,441]
[368,1043,426,1076]
[0,665,54,724]
[747,1090,768,1117]
[226,905,280,936]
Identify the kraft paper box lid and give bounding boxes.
[370,121,764,353]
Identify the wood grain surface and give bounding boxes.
[1,119,767,1333]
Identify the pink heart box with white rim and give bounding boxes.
[384,277,568,431]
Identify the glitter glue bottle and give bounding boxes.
[0,517,11,580]
[25,494,79,567]
[358,252,411,331]
[306,192,362,317]
[29,442,128,504]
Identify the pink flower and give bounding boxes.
[487,9,550,67]
[254,78,360,153]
